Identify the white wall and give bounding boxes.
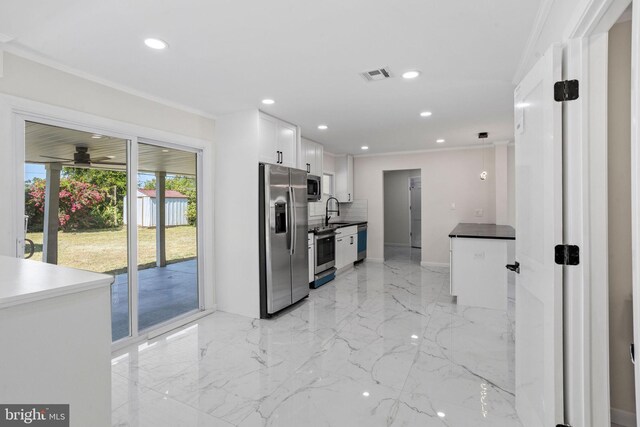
[0,52,213,140]
[608,19,635,416]
[0,51,215,308]
[383,169,419,246]
[214,110,260,318]
[495,144,509,224]
[354,147,496,264]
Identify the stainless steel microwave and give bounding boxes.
[307,174,321,201]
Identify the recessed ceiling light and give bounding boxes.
[162,149,170,153]
[144,38,168,50]
[420,111,432,117]
[261,99,275,105]
[362,391,370,397]
[91,134,102,139]
[436,139,445,144]
[411,334,419,339]
[437,411,446,418]
[318,125,328,130]
[402,70,421,79]
[361,146,369,150]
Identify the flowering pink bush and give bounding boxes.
[27,179,105,231]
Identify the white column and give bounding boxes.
[43,162,62,264]
[494,143,509,225]
[155,171,166,267]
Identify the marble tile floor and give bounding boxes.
[111,247,520,426]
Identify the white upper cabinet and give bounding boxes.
[258,114,278,165]
[300,138,324,176]
[335,154,354,202]
[258,113,298,168]
[278,121,297,168]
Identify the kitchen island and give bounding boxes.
[0,256,114,427]
[449,223,515,310]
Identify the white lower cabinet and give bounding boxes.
[335,227,358,270]
[335,237,345,270]
[308,233,314,284]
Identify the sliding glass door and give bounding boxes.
[23,120,201,342]
[136,142,199,332]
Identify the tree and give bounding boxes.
[26,178,106,231]
[62,168,127,226]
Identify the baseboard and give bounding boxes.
[336,264,354,275]
[420,261,450,268]
[611,408,636,427]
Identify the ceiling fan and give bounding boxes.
[40,146,125,167]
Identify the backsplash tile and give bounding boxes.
[335,199,368,222]
[308,197,367,223]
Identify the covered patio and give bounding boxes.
[111,259,198,340]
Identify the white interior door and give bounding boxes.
[514,44,564,426]
[409,177,421,248]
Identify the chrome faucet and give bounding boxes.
[325,197,340,226]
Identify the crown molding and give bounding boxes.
[2,44,215,120]
[352,143,497,158]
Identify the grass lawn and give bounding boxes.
[27,225,197,274]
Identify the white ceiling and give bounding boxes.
[1,0,541,154]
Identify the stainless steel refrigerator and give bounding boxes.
[259,163,309,318]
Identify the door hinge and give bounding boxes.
[555,244,579,265]
[554,80,579,102]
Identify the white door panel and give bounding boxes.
[514,44,564,427]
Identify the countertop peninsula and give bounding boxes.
[448,223,515,240]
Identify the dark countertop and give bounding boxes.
[308,221,367,233]
[449,223,515,240]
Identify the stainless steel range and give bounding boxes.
[310,226,336,288]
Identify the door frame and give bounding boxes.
[562,0,634,425]
[408,175,421,248]
[4,94,214,351]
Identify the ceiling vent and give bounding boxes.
[360,67,393,82]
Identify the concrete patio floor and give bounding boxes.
[111,259,198,341]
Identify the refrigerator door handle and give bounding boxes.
[288,187,295,255]
[289,186,297,254]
